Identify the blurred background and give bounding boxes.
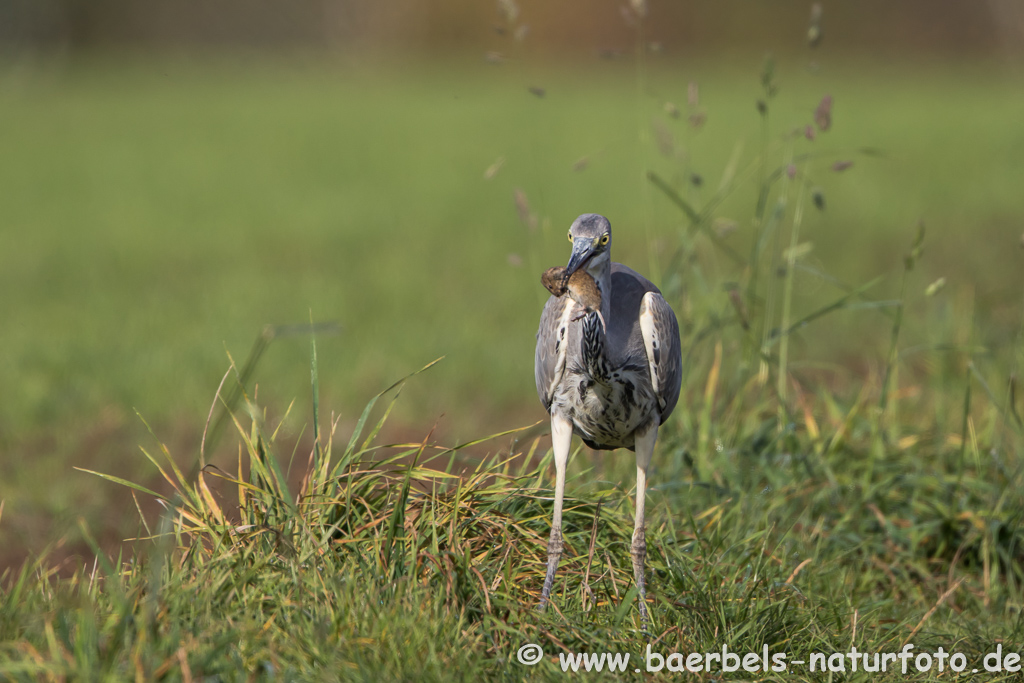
[2,1,1024,56]
[1,1,1022,569]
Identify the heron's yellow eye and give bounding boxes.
[567,231,573,242]
[600,234,610,246]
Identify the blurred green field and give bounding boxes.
[1,54,1023,561]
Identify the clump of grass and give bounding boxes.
[3,314,1022,680]
[0,348,680,678]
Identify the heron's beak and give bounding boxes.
[564,237,598,281]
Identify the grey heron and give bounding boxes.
[534,213,682,627]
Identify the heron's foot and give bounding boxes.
[631,530,649,633]
[538,525,564,611]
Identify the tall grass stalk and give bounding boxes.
[775,156,805,430]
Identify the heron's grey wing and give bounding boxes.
[535,294,576,410]
[639,291,683,422]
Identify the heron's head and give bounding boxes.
[564,214,612,282]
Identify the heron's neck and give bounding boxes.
[581,261,611,379]
[588,259,612,328]
[581,311,607,378]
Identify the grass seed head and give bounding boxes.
[815,94,833,131]
[808,3,823,47]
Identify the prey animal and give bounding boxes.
[541,266,606,331]
[534,213,682,629]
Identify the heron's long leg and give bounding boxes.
[539,413,573,610]
[632,423,658,632]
